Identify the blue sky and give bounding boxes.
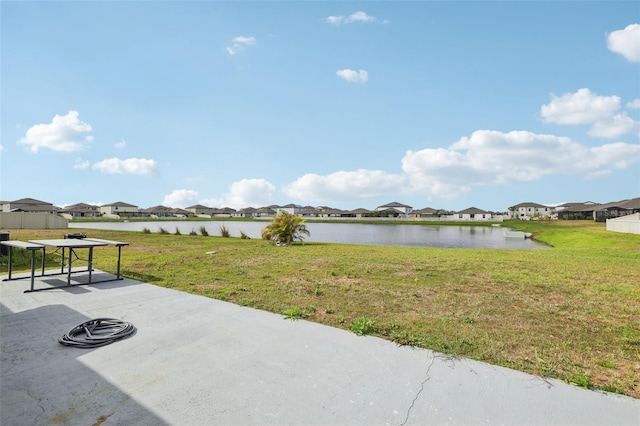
[1,1,639,212]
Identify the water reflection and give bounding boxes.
[70,221,549,249]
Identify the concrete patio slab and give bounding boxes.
[1,270,638,425]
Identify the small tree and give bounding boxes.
[262,211,310,245]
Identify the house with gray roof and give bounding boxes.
[235,207,258,218]
[376,202,413,215]
[409,207,441,219]
[279,204,304,215]
[349,208,372,218]
[2,198,60,213]
[100,201,140,218]
[60,203,101,218]
[170,208,194,218]
[508,202,555,220]
[142,205,175,218]
[593,198,640,222]
[555,201,601,220]
[211,207,236,217]
[447,207,497,221]
[186,204,214,217]
[255,207,277,218]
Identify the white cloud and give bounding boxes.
[284,170,406,202]
[626,99,640,109]
[73,158,90,170]
[540,88,620,124]
[402,130,640,190]
[336,69,368,83]
[226,35,256,55]
[324,11,381,25]
[194,179,277,209]
[282,130,640,204]
[607,23,640,62]
[163,189,199,208]
[92,157,157,176]
[233,36,256,45]
[588,113,640,138]
[223,178,276,208]
[540,88,639,138]
[324,16,343,25]
[0,145,5,153]
[18,110,93,153]
[345,11,375,24]
[115,138,126,149]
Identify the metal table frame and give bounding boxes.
[1,241,46,291]
[2,238,129,292]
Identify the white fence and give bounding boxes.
[0,212,69,229]
[606,213,640,235]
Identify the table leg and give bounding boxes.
[116,246,123,279]
[88,247,94,283]
[30,249,36,292]
[60,247,65,273]
[7,246,13,280]
[41,248,46,276]
[67,248,73,285]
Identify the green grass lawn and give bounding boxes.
[3,220,639,398]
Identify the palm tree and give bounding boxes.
[262,211,310,245]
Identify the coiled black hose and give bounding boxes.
[59,318,136,348]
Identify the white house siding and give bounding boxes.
[509,205,553,220]
[606,213,640,235]
[279,204,303,215]
[100,203,139,216]
[448,213,496,221]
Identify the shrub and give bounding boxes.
[262,211,310,245]
[282,307,306,320]
[199,226,209,236]
[350,316,377,336]
[219,225,230,237]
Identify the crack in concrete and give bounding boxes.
[399,354,458,426]
[398,355,436,426]
[25,388,46,423]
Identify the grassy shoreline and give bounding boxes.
[2,221,639,398]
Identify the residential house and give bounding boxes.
[142,205,175,218]
[508,202,555,220]
[409,207,441,219]
[235,207,257,218]
[100,201,139,218]
[211,207,236,217]
[60,203,101,218]
[300,206,322,217]
[448,207,495,221]
[376,202,413,216]
[555,202,600,220]
[171,208,194,218]
[186,204,213,217]
[320,208,350,218]
[279,204,304,215]
[349,208,372,218]
[254,207,277,218]
[594,198,640,222]
[2,198,60,214]
[377,208,403,217]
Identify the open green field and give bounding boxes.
[2,220,639,398]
